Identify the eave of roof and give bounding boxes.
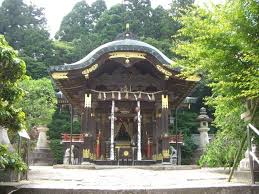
[48,39,178,73]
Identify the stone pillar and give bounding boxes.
[137,101,142,160]
[110,100,115,160]
[197,107,212,150]
[31,126,53,166]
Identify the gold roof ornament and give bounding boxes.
[185,75,201,81]
[82,64,99,79]
[156,65,172,80]
[51,72,68,79]
[109,52,146,60]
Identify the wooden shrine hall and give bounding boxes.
[49,31,199,165]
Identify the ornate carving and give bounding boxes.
[51,72,68,79]
[82,64,98,79]
[109,52,146,59]
[93,66,162,90]
[124,150,129,157]
[156,65,172,80]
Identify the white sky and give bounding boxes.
[0,0,225,37]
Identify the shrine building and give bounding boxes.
[49,31,199,165]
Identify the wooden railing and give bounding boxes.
[61,133,84,142]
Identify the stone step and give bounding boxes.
[2,185,259,194]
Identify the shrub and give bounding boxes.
[0,145,28,172]
[49,139,64,164]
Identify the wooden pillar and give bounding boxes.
[110,100,115,160]
[137,101,142,160]
[83,93,92,162]
[96,131,101,159]
[147,137,152,160]
[161,94,170,162]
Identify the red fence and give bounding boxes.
[61,133,84,142]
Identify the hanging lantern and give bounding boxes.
[118,92,121,100]
[114,107,119,112]
[125,92,128,99]
[135,106,140,112]
[98,92,101,100]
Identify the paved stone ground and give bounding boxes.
[14,166,248,190]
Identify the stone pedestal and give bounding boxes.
[238,149,250,171]
[30,126,53,166]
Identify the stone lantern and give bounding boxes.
[197,107,212,150]
[30,126,53,165]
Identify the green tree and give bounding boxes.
[174,0,259,166]
[17,78,57,129]
[47,109,81,164]
[55,0,107,41]
[94,4,126,42]
[51,40,76,65]
[0,0,53,79]
[0,35,26,132]
[171,0,194,17]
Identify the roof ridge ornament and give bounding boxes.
[115,23,138,40]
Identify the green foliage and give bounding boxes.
[0,35,26,131]
[0,144,28,172]
[169,109,198,164]
[181,135,197,164]
[175,0,259,166]
[55,0,107,41]
[47,109,81,164]
[17,78,57,128]
[0,0,53,79]
[51,41,76,65]
[199,124,246,167]
[143,37,174,58]
[47,109,81,140]
[49,139,64,164]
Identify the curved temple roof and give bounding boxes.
[49,39,175,72]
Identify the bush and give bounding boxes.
[49,139,64,164]
[181,135,198,164]
[0,145,28,172]
[199,128,246,167]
